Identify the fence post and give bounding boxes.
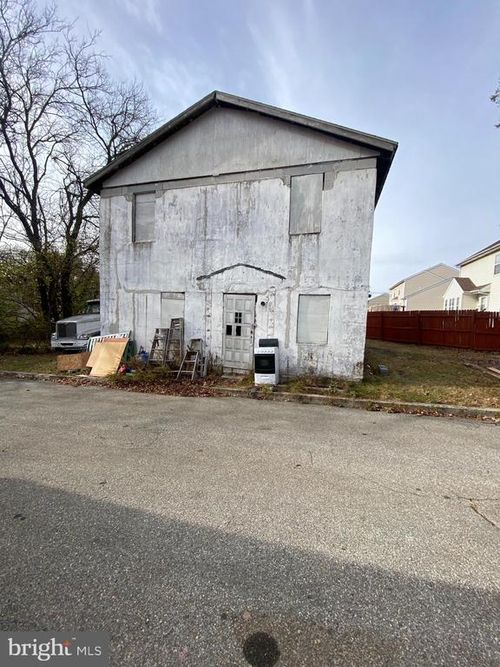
[380,311,385,341]
[416,312,422,345]
[471,309,476,350]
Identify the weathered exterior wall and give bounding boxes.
[105,107,377,188]
[99,166,377,379]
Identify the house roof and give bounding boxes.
[368,292,389,303]
[458,240,500,267]
[84,90,398,202]
[389,263,458,291]
[453,277,477,292]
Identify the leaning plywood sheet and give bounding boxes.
[86,338,128,368]
[89,340,128,377]
[57,352,90,372]
[86,342,104,368]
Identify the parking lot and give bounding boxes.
[0,379,499,665]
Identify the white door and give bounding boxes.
[223,294,256,371]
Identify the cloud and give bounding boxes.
[146,52,217,117]
[247,0,320,111]
[121,0,164,34]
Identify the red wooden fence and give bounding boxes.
[366,310,500,351]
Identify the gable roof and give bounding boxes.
[84,90,398,202]
[453,277,477,292]
[389,263,458,291]
[458,240,500,267]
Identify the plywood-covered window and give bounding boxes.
[297,294,330,344]
[289,173,323,235]
[133,192,155,242]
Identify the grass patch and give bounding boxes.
[347,340,500,408]
[280,341,500,408]
[0,352,57,374]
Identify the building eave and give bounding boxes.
[84,90,398,204]
[458,240,500,267]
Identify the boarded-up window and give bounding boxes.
[289,173,323,235]
[133,192,155,242]
[160,292,184,328]
[297,295,330,344]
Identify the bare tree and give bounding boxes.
[492,81,500,128]
[0,0,156,332]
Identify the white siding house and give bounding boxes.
[367,293,390,311]
[443,240,500,311]
[388,264,458,311]
[85,91,397,379]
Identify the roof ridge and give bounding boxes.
[389,263,458,290]
[84,90,398,203]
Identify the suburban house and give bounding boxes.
[389,263,458,311]
[443,240,500,311]
[367,293,390,311]
[85,91,397,379]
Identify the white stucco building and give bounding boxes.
[443,240,500,311]
[85,91,397,378]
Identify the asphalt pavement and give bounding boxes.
[0,379,499,666]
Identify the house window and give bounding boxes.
[289,173,323,235]
[444,299,448,310]
[478,296,488,311]
[494,253,500,275]
[297,295,330,344]
[133,192,155,242]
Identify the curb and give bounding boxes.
[0,370,106,384]
[212,386,500,421]
[1,370,499,421]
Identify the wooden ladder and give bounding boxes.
[148,328,169,365]
[177,349,200,379]
[176,338,206,379]
[165,317,184,369]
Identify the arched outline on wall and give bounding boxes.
[196,263,286,283]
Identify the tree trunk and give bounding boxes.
[33,252,59,338]
[60,261,74,319]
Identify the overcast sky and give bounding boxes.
[55,0,500,294]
